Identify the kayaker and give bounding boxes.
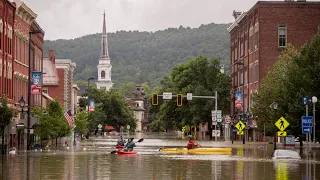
[124,138,136,151]
[187,136,198,149]
[117,136,126,146]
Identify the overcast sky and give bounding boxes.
[22,0,315,40]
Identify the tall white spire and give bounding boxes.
[95,11,113,91]
[100,11,109,58]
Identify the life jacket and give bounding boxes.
[187,140,199,149]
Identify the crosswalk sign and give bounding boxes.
[275,117,289,131]
[237,131,244,135]
[235,121,246,131]
[277,131,287,137]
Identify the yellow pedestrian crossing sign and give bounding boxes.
[235,121,246,131]
[277,131,287,137]
[275,117,289,131]
[237,131,244,135]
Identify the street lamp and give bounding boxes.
[234,60,245,144]
[19,96,25,112]
[27,29,42,151]
[272,101,279,150]
[312,96,317,143]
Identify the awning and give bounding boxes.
[105,126,115,130]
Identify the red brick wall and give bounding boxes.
[47,68,65,107]
[259,2,320,80]
[230,2,320,116]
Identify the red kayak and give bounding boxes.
[116,150,137,155]
[116,145,124,149]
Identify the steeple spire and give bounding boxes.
[100,10,109,58]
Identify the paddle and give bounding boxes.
[111,138,144,154]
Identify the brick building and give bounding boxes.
[228,0,320,142]
[43,50,77,114]
[0,0,15,103]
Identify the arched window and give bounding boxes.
[101,71,105,79]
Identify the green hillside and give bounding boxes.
[44,23,231,88]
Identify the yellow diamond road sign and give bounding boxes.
[277,131,287,137]
[237,131,244,135]
[275,117,289,131]
[235,121,246,131]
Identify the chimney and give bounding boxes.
[48,50,56,64]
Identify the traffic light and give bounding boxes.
[177,94,183,106]
[152,93,158,105]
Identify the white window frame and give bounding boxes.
[278,24,287,47]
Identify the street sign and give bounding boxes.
[98,124,102,130]
[302,116,313,127]
[224,115,231,124]
[302,127,312,134]
[187,93,192,100]
[211,110,222,122]
[212,121,217,126]
[163,92,173,100]
[302,96,312,105]
[237,131,244,135]
[235,121,246,131]
[277,131,287,137]
[211,110,216,122]
[127,125,130,130]
[212,130,220,137]
[216,110,222,122]
[275,117,289,131]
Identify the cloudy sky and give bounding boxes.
[22,0,313,40]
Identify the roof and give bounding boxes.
[43,58,59,86]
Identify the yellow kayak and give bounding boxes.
[161,147,232,153]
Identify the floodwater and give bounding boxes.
[1,132,320,180]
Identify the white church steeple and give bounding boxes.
[95,11,113,90]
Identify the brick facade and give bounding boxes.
[0,1,15,103]
[228,1,320,141]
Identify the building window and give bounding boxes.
[101,70,105,79]
[42,88,48,94]
[100,87,106,90]
[249,25,253,52]
[254,21,259,49]
[249,63,253,83]
[278,24,287,47]
[255,61,259,82]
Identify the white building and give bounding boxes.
[95,11,113,90]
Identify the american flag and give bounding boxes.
[64,109,73,126]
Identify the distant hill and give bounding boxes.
[44,23,231,88]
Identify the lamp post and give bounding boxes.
[19,96,26,113]
[234,60,245,144]
[27,29,42,151]
[312,96,317,143]
[272,102,279,150]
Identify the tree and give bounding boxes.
[0,97,14,154]
[75,110,89,139]
[44,23,230,87]
[33,100,71,146]
[153,56,230,137]
[252,44,299,136]
[253,30,320,143]
[86,87,136,132]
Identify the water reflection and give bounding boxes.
[1,142,320,179]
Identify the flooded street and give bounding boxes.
[1,132,320,180]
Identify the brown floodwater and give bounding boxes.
[1,132,320,180]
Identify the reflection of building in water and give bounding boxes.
[211,161,222,179]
